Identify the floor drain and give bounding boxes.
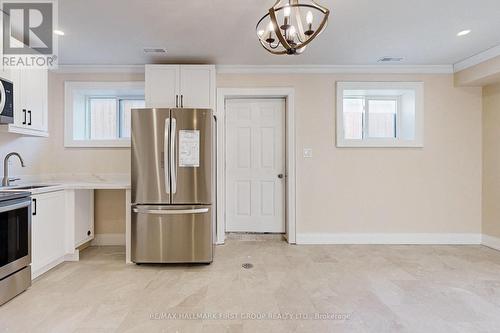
[242,263,253,269]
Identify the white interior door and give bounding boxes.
[226,98,286,233]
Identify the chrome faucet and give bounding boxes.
[2,152,26,187]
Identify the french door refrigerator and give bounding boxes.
[131,108,214,263]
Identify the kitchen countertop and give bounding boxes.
[1,180,131,194]
[0,177,134,264]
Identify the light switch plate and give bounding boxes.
[303,148,313,158]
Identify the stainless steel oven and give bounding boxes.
[0,192,31,306]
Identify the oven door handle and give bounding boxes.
[0,82,6,114]
[0,200,31,214]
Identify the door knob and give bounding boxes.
[278,174,284,179]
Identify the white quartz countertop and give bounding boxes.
[2,180,130,194]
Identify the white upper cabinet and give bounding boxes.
[179,66,215,109]
[1,68,49,137]
[145,65,180,108]
[145,65,215,110]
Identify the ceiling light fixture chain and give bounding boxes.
[256,0,330,55]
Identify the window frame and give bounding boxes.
[364,95,400,140]
[85,95,144,140]
[117,97,145,138]
[64,81,145,148]
[336,81,424,148]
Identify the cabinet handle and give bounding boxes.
[22,109,26,125]
[180,95,183,108]
[176,95,178,108]
[27,110,32,126]
[32,198,37,216]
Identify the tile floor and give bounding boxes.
[1,236,500,332]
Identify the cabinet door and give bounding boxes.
[9,69,48,131]
[31,191,66,274]
[9,69,27,128]
[74,190,94,247]
[145,65,180,108]
[21,69,47,131]
[33,69,48,131]
[179,65,215,109]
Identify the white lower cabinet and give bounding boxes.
[31,190,67,278]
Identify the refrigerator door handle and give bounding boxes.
[164,118,171,194]
[171,117,177,194]
[133,207,209,215]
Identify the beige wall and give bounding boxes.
[218,73,482,234]
[483,83,500,238]
[0,71,483,237]
[455,55,500,87]
[44,72,143,175]
[48,73,143,235]
[1,72,144,177]
[0,135,46,176]
[0,72,143,236]
[94,190,126,234]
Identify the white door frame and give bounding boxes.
[216,88,296,244]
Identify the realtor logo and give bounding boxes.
[3,2,53,54]
[1,0,58,68]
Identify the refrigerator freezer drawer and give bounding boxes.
[131,205,213,263]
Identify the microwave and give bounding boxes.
[0,77,14,124]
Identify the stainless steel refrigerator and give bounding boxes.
[131,108,214,263]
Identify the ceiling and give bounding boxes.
[57,0,500,66]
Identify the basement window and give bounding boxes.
[336,82,424,147]
[64,82,145,147]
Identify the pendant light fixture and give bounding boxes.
[256,0,330,55]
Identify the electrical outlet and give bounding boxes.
[303,148,313,158]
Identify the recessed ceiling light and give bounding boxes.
[378,57,404,63]
[457,30,471,37]
[143,47,167,54]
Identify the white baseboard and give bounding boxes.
[296,233,482,245]
[482,234,500,251]
[64,251,79,262]
[32,256,66,280]
[91,233,125,246]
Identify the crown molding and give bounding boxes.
[52,65,145,74]
[52,64,454,75]
[216,64,454,74]
[453,44,500,72]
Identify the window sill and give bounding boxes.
[337,139,423,148]
[64,139,131,148]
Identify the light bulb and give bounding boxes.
[284,5,291,17]
[268,21,274,32]
[289,25,296,36]
[257,30,265,37]
[457,29,471,36]
[306,11,313,24]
